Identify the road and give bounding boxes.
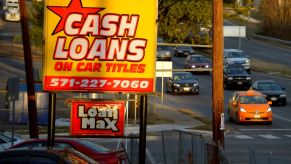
[154,44,291,163]
[225,37,291,68]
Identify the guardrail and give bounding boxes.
[252,34,291,47]
[157,42,212,48]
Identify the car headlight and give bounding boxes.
[279,94,286,97]
[193,83,199,87]
[178,50,182,53]
[240,107,246,112]
[174,84,180,87]
[267,107,272,112]
[246,60,250,63]
[191,65,196,68]
[246,77,251,80]
[227,77,233,80]
[205,65,209,68]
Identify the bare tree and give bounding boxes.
[260,0,291,40]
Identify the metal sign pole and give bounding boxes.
[47,92,56,148]
[11,100,15,146]
[139,95,148,164]
[239,26,242,49]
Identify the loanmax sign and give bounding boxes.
[70,100,125,136]
[78,105,119,131]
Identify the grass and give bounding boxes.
[178,108,212,131]
[251,58,291,78]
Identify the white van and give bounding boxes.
[3,0,20,21]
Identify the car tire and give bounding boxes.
[224,82,228,90]
[235,113,240,124]
[193,92,199,95]
[281,101,287,106]
[171,87,175,95]
[228,109,232,122]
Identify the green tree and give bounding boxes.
[29,1,44,47]
[158,0,212,44]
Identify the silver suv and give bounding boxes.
[223,49,250,73]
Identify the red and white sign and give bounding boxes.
[70,100,125,136]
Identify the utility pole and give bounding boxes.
[19,0,39,138]
[212,0,224,150]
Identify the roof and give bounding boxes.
[236,90,263,96]
[254,80,276,83]
[224,49,243,52]
[189,54,203,57]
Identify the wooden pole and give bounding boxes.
[212,0,224,150]
[19,0,39,138]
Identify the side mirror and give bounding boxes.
[268,101,272,105]
[282,87,285,90]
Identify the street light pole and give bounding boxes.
[212,0,224,150]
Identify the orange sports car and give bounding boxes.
[228,89,272,124]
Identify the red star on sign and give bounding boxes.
[47,0,104,35]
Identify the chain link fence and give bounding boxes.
[114,130,229,164]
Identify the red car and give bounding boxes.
[10,138,127,164]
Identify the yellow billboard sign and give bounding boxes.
[43,0,157,92]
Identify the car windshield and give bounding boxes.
[239,96,267,104]
[173,73,196,81]
[227,68,246,74]
[158,46,171,51]
[190,57,208,63]
[227,52,246,58]
[257,82,282,90]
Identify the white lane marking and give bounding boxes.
[258,134,280,139]
[234,135,254,139]
[240,129,291,131]
[273,114,291,122]
[285,135,291,138]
